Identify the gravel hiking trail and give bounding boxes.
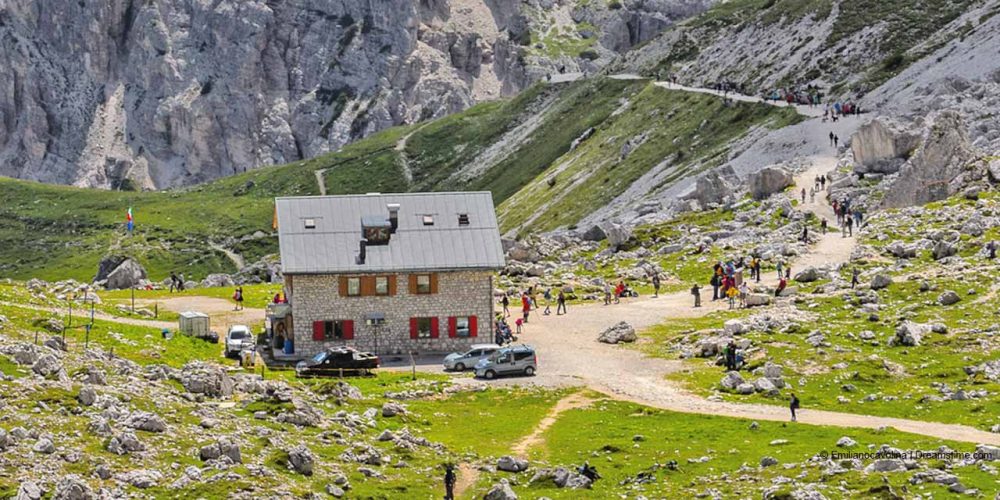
[476,152,1000,445]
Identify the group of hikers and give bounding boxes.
[832,196,862,237]
[697,255,792,309]
[764,84,823,106]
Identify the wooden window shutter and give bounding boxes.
[430,273,439,294]
[338,277,349,297]
[469,316,478,337]
[388,275,397,296]
[448,316,457,338]
[342,320,354,340]
[409,318,418,339]
[360,276,375,296]
[430,317,440,339]
[408,275,417,295]
[312,321,325,341]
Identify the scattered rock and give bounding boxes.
[497,455,529,473]
[836,437,857,448]
[287,445,314,476]
[51,475,94,500]
[597,321,637,344]
[937,290,960,306]
[381,402,407,417]
[32,354,63,378]
[125,411,168,433]
[870,274,892,290]
[199,439,242,463]
[484,479,518,500]
[760,456,778,467]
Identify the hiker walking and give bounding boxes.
[845,215,854,237]
[691,283,701,307]
[829,131,835,146]
[542,288,552,315]
[444,464,457,500]
[521,292,531,323]
[988,240,998,260]
[726,285,738,309]
[790,393,800,422]
[603,282,612,305]
[851,268,860,288]
[833,134,840,148]
[652,274,662,298]
[177,274,186,291]
[501,294,510,317]
[810,187,816,203]
[725,340,737,370]
[801,188,806,203]
[169,272,179,293]
[821,219,828,234]
[775,260,783,280]
[801,225,809,243]
[739,282,749,308]
[820,175,826,189]
[556,290,567,315]
[233,286,244,311]
[754,258,762,283]
[711,273,721,301]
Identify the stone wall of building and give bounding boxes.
[290,271,494,356]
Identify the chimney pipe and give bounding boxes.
[387,203,400,233]
[357,239,367,264]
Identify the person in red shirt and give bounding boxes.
[521,292,531,323]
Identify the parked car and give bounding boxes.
[443,344,501,371]
[224,325,253,358]
[474,345,536,380]
[295,347,379,377]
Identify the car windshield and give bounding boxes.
[230,330,247,340]
[311,352,327,363]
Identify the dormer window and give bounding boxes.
[422,215,434,226]
[361,215,391,245]
[458,214,470,226]
[304,218,316,229]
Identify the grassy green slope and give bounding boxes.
[499,85,801,234]
[0,77,790,281]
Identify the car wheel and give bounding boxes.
[484,370,496,380]
[524,366,535,376]
[454,363,465,371]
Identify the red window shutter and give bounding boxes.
[410,318,418,339]
[312,321,324,341]
[469,316,478,337]
[448,317,457,338]
[342,320,354,340]
[430,317,440,339]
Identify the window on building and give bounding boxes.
[458,213,470,226]
[312,320,354,341]
[455,317,470,337]
[304,218,316,229]
[416,274,431,294]
[375,276,389,296]
[416,317,433,339]
[347,277,361,296]
[422,215,434,226]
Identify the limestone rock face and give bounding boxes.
[881,111,977,208]
[748,167,793,200]
[0,0,706,189]
[851,118,921,174]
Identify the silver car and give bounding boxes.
[443,344,501,371]
[474,345,536,379]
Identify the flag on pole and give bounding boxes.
[126,207,134,234]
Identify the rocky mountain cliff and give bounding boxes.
[0,0,710,190]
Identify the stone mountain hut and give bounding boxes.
[272,192,505,357]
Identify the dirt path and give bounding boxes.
[208,242,245,270]
[144,296,266,334]
[452,391,594,499]
[0,301,174,330]
[652,81,825,117]
[394,123,430,184]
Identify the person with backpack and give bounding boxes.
[444,464,457,500]
[603,282,612,305]
[821,219,828,234]
[501,294,510,317]
[521,292,531,323]
[790,393,800,422]
[652,274,661,298]
[775,261,783,280]
[711,272,721,301]
[556,290,567,315]
[988,240,998,260]
[233,286,244,311]
[726,284,739,309]
[851,268,860,288]
[691,283,701,307]
[542,288,552,315]
[754,258,762,283]
[845,215,853,237]
[169,271,179,293]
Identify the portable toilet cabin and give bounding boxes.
[178,311,210,338]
